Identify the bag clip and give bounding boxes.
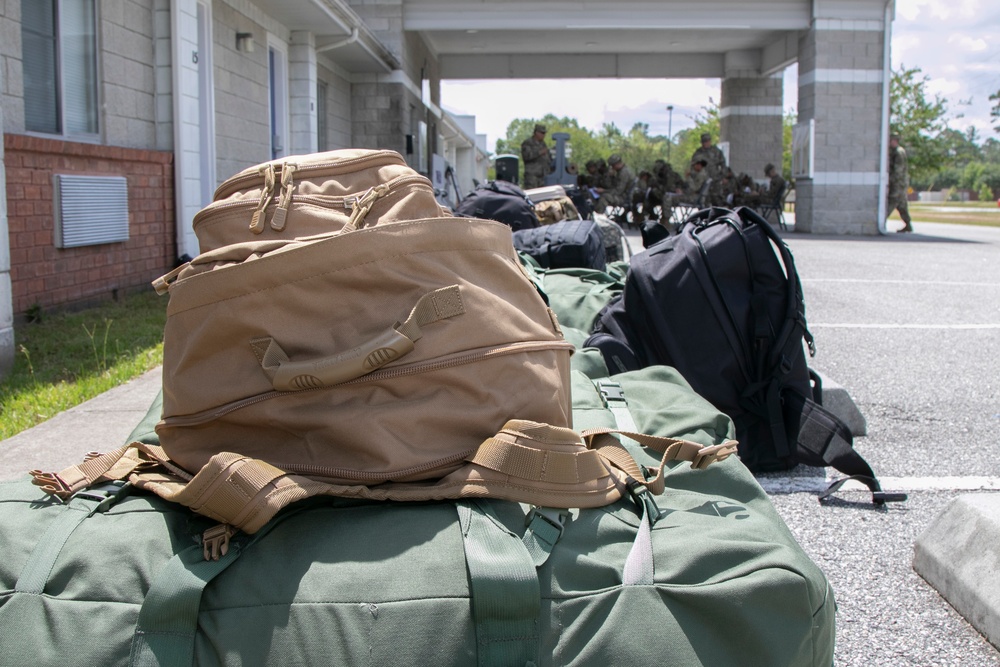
[72,480,131,513]
[202,524,237,562]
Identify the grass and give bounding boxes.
[888,200,1000,227]
[0,291,166,441]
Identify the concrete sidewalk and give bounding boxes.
[0,367,161,480]
[1,218,998,665]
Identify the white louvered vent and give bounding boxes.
[53,174,130,248]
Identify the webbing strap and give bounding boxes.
[622,482,658,586]
[787,390,907,505]
[592,380,657,585]
[14,481,130,594]
[128,542,239,667]
[128,509,298,667]
[457,500,540,667]
[521,507,569,568]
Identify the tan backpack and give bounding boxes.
[32,150,736,537]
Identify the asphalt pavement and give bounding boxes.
[1,215,998,666]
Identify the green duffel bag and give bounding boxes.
[518,254,627,342]
[0,367,834,667]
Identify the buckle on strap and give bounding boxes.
[72,480,130,513]
[625,477,662,527]
[596,380,626,404]
[691,441,739,470]
[524,506,570,540]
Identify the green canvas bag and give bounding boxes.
[0,355,834,667]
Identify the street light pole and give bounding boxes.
[666,105,674,163]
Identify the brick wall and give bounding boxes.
[3,134,175,314]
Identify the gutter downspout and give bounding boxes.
[876,0,894,234]
[317,27,359,53]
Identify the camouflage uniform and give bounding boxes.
[685,165,709,199]
[762,172,786,206]
[520,124,551,189]
[691,134,727,181]
[648,161,685,221]
[888,140,912,231]
[731,173,758,208]
[595,158,635,213]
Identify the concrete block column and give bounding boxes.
[289,31,318,156]
[720,72,784,179]
[796,18,888,234]
[350,77,409,156]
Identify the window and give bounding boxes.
[21,0,99,137]
[317,80,328,152]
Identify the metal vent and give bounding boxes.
[53,174,130,248]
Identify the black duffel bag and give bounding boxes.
[454,180,539,231]
[512,218,607,271]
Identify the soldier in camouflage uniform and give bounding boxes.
[690,133,727,181]
[684,159,710,204]
[645,159,685,221]
[736,164,785,211]
[594,154,636,217]
[888,134,913,233]
[520,124,551,190]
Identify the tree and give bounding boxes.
[938,127,983,169]
[991,89,1000,134]
[890,65,951,184]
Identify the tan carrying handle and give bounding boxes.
[252,285,465,391]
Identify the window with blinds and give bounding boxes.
[21,0,99,137]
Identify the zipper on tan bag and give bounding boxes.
[269,162,297,231]
[214,151,414,200]
[160,340,575,429]
[195,175,435,232]
[249,163,277,234]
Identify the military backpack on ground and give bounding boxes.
[587,207,904,504]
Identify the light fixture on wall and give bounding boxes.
[236,32,255,53]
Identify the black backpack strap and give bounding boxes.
[785,389,907,505]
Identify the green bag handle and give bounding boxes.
[457,499,541,667]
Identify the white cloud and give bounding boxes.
[947,34,989,52]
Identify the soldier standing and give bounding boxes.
[888,134,913,233]
[520,124,551,190]
[691,133,727,181]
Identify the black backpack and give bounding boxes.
[586,207,905,504]
[512,218,607,271]
[454,180,539,232]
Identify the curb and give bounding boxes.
[914,494,1000,651]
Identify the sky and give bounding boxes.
[440,0,1000,153]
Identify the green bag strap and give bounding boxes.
[129,511,299,667]
[593,379,658,586]
[129,540,241,667]
[14,481,131,594]
[457,500,540,667]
